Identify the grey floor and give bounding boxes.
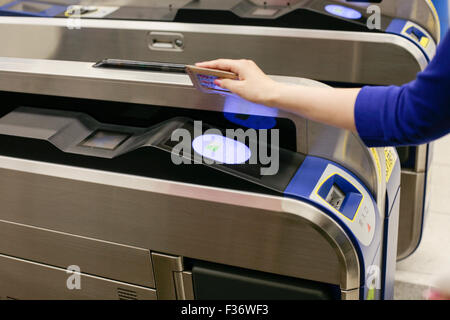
[395,135,450,300]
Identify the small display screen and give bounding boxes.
[80,130,130,150]
[325,184,346,211]
[197,74,230,92]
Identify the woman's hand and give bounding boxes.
[195,59,280,106]
[196,58,359,132]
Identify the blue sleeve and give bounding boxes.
[354,31,450,147]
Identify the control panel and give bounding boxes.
[310,164,377,246]
[387,19,437,60]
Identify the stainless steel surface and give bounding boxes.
[0,254,157,300]
[341,289,360,301]
[179,271,195,300]
[0,219,155,288]
[174,270,195,300]
[397,171,426,260]
[414,144,429,172]
[0,57,380,200]
[0,17,427,85]
[151,253,183,300]
[0,155,360,290]
[333,0,441,42]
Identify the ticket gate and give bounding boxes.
[0,0,441,260]
[0,57,400,300]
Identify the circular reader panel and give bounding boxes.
[193,134,252,165]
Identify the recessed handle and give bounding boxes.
[148,32,184,52]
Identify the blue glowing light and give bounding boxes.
[325,4,362,20]
[192,134,251,164]
[223,95,278,129]
[224,112,277,130]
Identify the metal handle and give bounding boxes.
[148,32,184,52]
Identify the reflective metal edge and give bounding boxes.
[341,288,360,301]
[173,270,195,300]
[282,198,360,291]
[425,0,441,42]
[151,252,183,300]
[414,144,429,172]
[0,253,157,300]
[0,155,361,291]
[180,271,195,300]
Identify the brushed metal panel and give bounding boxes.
[180,271,195,300]
[341,288,360,300]
[332,0,440,42]
[0,254,156,300]
[0,155,359,290]
[0,219,154,288]
[397,171,425,260]
[151,252,183,300]
[414,144,429,172]
[0,18,427,85]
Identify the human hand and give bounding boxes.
[195,59,280,106]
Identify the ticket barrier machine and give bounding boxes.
[0,58,400,300]
[0,0,440,261]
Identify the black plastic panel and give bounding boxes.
[190,260,341,300]
[0,92,297,152]
[174,8,371,32]
[0,91,303,195]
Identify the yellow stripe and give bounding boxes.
[420,36,430,48]
[370,148,382,182]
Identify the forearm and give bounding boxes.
[268,83,360,132]
[196,59,360,132]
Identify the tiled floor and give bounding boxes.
[395,135,450,300]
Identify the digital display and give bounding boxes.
[324,4,362,20]
[325,184,346,211]
[192,134,251,164]
[196,74,230,92]
[80,130,130,150]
